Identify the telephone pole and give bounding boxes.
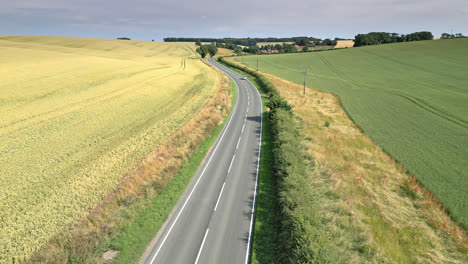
[300,65,311,95]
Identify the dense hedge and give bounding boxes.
[219,57,334,263]
[218,57,279,98]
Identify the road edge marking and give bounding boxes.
[148,59,241,264]
[194,228,210,264]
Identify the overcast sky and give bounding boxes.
[1,0,467,40]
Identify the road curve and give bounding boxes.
[140,58,263,264]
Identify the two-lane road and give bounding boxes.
[141,58,263,264]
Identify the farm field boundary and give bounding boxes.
[234,39,468,227]
[223,56,467,263]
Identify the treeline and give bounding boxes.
[218,57,334,262]
[354,31,433,47]
[165,36,322,46]
[441,33,466,39]
[217,43,299,55]
[258,43,298,53]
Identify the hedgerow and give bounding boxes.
[220,57,335,263]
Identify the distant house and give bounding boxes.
[260,49,280,54]
[295,45,304,50]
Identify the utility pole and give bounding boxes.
[300,65,311,95]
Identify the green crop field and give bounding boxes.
[0,35,217,262]
[235,39,468,227]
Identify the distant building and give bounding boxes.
[260,49,280,54]
[295,45,304,50]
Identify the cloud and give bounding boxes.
[1,0,467,40]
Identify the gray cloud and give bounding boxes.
[0,0,467,40]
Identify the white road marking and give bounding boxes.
[148,62,241,264]
[236,136,242,150]
[214,182,226,212]
[245,79,263,264]
[228,154,236,174]
[194,228,210,264]
[185,59,263,264]
[247,106,249,112]
[241,123,245,133]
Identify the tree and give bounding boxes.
[295,37,309,46]
[246,45,260,54]
[208,46,218,57]
[322,38,337,46]
[234,47,242,55]
[441,33,450,39]
[195,39,201,46]
[302,46,309,52]
[196,46,208,58]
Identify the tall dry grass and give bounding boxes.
[262,72,467,263]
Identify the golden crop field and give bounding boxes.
[335,40,354,48]
[0,35,217,262]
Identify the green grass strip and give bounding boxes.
[110,79,237,263]
[251,109,277,264]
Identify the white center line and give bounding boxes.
[236,136,242,150]
[227,154,236,174]
[194,228,210,264]
[214,182,226,212]
[241,123,245,133]
[148,60,240,264]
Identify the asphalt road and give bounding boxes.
[140,58,263,264]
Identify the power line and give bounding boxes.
[300,65,311,95]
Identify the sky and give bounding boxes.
[1,0,467,41]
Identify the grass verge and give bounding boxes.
[110,78,238,263]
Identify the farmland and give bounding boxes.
[335,39,354,48]
[235,39,468,227]
[0,36,217,261]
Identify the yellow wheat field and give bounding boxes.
[0,35,217,262]
[335,40,354,48]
